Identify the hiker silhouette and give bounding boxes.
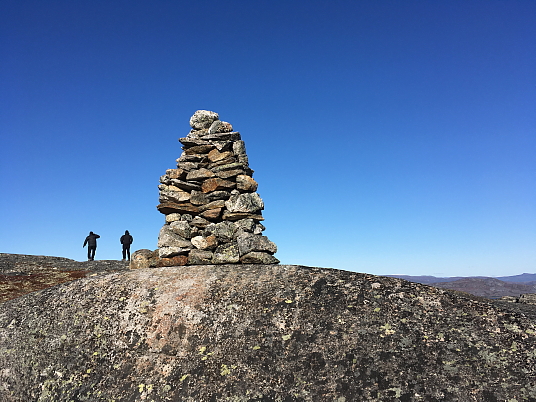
[120,230,133,261]
[83,231,100,261]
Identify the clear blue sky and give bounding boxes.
[1,0,534,277]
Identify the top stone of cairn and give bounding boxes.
[189,110,220,130]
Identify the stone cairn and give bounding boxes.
[152,110,279,266]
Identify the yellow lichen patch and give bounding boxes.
[220,364,231,376]
[380,323,395,335]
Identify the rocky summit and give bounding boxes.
[135,110,278,269]
[1,264,535,401]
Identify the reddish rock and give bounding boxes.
[166,168,187,180]
[200,208,222,221]
[201,178,236,193]
[185,144,215,155]
[207,149,232,162]
[156,255,188,267]
[236,175,258,192]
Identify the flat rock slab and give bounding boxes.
[0,264,535,401]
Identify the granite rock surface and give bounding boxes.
[1,263,535,401]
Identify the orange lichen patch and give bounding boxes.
[0,270,89,303]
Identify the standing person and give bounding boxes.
[120,230,133,261]
[83,231,100,261]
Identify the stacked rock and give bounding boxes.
[155,110,279,266]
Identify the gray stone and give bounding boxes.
[198,200,226,212]
[176,161,199,171]
[253,222,265,234]
[221,211,264,221]
[233,140,246,155]
[207,190,232,201]
[187,249,213,264]
[212,243,240,264]
[165,213,182,223]
[191,191,232,205]
[177,153,205,162]
[190,191,211,205]
[208,120,233,134]
[190,216,210,228]
[189,110,219,130]
[129,249,158,269]
[187,128,209,137]
[235,218,256,232]
[169,221,192,239]
[159,186,191,203]
[157,225,193,249]
[186,168,215,181]
[206,221,237,242]
[211,162,244,172]
[225,193,264,213]
[191,235,218,250]
[207,156,238,168]
[215,169,245,179]
[181,214,193,222]
[238,154,249,166]
[211,141,233,153]
[240,251,279,264]
[237,233,277,255]
[178,137,211,147]
[185,144,215,155]
[158,246,189,258]
[157,202,199,215]
[168,179,201,192]
[203,132,241,142]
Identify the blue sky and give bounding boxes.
[1,0,534,277]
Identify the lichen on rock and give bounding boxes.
[1,263,535,401]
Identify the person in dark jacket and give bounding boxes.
[120,230,133,261]
[83,231,100,261]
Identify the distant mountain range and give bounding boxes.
[387,273,536,298]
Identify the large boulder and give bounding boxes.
[129,249,158,269]
[1,265,535,401]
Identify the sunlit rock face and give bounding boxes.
[152,110,278,266]
[1,264,535,401]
